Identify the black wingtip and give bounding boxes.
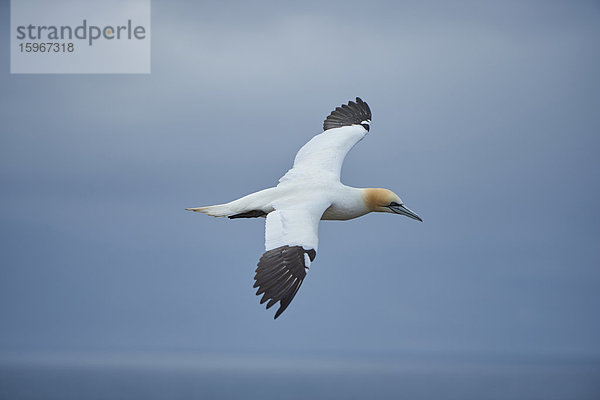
[323,97,372,132]
[274,307,284,319]
[254,245,314,319]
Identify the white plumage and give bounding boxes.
[187,98,421,319]
[279,124,367,183]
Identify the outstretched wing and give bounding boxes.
[279,98,372,183]
[254,199,331,319]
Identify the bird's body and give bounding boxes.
[188,98,421,318]
[194,183,369,221]
[322,185,370,221]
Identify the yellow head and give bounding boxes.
[363,188,422,221]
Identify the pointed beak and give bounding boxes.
[389,204,423,222]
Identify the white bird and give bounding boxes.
[187,98,422,318]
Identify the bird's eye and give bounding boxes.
[389,202,400,207]
[361,123,370,131]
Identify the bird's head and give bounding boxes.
[363,188,422,222]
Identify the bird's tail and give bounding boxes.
[187,187,277,218]
[185,204,232,217]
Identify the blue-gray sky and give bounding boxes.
[1,0,599,360]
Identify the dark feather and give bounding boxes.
[254,245,315,319]
[323,97,372,131]
[229,210,267,219]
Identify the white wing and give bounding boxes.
[280,97,372,183]
[254,197,331,319]
[254,98,372,318]
[279,125,368,183]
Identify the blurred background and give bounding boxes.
[1,1,599,399]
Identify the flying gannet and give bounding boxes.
[187,98,422,319]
